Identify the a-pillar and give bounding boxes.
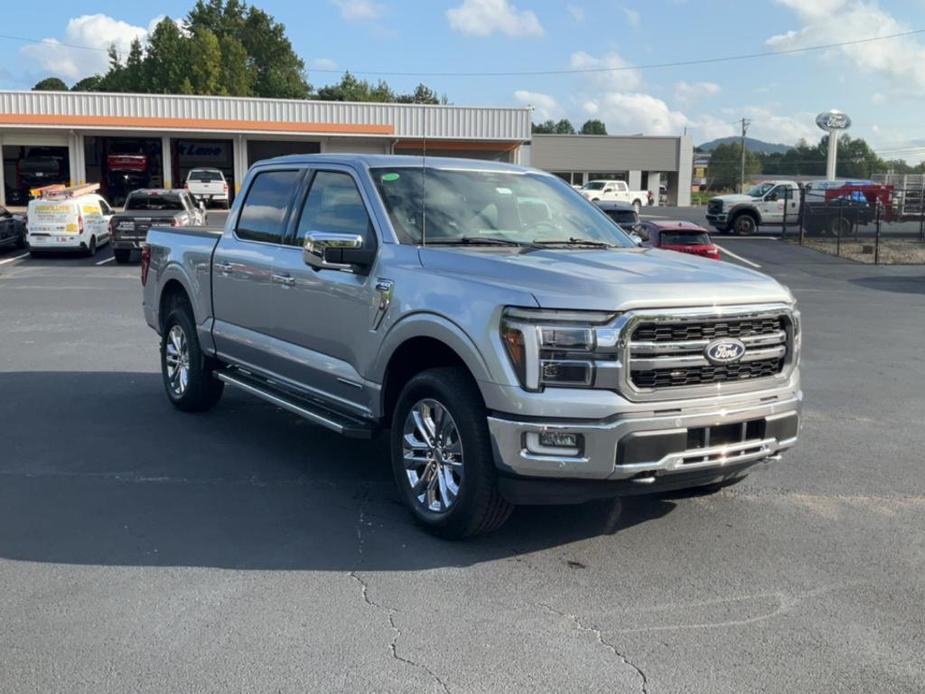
[161,136,173,189]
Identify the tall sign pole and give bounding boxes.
[816,110,851,181]
[739,118,751,193]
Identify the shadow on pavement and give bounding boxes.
[850,276,925,295]
[0,371,677,571]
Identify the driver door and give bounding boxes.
[760,186,787,224]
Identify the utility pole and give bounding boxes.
[739,118,751,193]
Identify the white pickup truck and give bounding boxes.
[578,180,652,211]
[184,168,230,209]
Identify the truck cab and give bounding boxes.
[579,180,650,211]
[706,181,801,235]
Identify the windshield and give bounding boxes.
[660,231,711,245]
[582,181,606,191]
[189,170,223,182]
[746,182,774,198]
[126,194,184,211]
[371,168,634,247]
[605,210,638,225]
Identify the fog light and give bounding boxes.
[525,431,583,457]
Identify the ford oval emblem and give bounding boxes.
[705,338,746,365]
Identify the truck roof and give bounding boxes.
[252,153,537,174]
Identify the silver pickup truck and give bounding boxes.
[142,154,801,538]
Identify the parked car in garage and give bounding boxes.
[26,183,114,257]
[142,154,801,538]
[185,168,230,209]
[110,189,206,264]
[0,205,26,250]
[637,220,720,260]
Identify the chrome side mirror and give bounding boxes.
[303,231,375,272]
[629,232,643,246]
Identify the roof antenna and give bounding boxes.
[421,106,428,247]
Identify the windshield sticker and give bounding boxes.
[495,187,513,195]
[381,173,400,182]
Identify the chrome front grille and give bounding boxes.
[622,306,796,400]
[707,200,723,215]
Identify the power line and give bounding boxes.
[0,28,923,77]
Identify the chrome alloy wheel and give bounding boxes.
[402,399,464,513]
[164,324,191,397]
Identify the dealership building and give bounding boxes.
[0,90,691,207]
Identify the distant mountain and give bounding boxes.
[697,137,792,155]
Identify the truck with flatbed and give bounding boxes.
[142,154,802,538]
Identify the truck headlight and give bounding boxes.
[500,307,617,391]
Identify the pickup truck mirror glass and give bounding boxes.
[303,231,374,273]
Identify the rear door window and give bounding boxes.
[236,170,301,244]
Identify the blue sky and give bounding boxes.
[2,0,924,160]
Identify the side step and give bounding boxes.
[215,369,377,439]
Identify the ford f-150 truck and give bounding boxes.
[142,154,802,538]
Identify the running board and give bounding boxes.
[215,370,377,439]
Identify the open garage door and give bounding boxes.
[84,136,163,207]
[171,138,235,203]
[2,145,70,206]
[246,140,320,167]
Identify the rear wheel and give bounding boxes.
[828,217,853,236]
[160,303,224,412]
[85,235,97,257]
[391,367,512,539]
[113,249,132,264]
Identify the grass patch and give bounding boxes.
[794,237,925,264]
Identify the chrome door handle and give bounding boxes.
[215,261,233,273]
[272,273,296,287]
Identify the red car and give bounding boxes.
[638,220,720,260]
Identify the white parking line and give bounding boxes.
[96,256,115,265]
[0,252,29,266]
[715,244,761,268]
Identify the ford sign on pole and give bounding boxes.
[816,110,852,181]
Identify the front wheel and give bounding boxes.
[391,367,512,539]
[733,214,757,236]
[160,304,224,412]
[85,235,97,257]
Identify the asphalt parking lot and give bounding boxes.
[1,234,923,693]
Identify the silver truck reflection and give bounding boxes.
[142,155,801,538]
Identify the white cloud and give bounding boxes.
[567,5,585,23]
[310,58,339,71]
[331,0,385,22]
[583,93,689,136]
[446,0,544,38]
[569,50,642,91]
[692,114,736,142]
[742,106,817,144]
[674,81,721,103]
[621,6,641,30]
[767,0,925,91]
[21,14,150,81]
[513,90,561,121]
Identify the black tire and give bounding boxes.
[390,367,513,539]
[732,213,757,236]
[15,232,26,249]
[160,302,224,412]
[113,249,132,264]
[828,217,853,236]
[85,235,97,257]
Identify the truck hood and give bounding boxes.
[711,194,756,206]
[418,247,792,311]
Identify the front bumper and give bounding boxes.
[487,392,801,491]
[705,213,728,226]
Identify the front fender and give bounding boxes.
[730,204,761,224]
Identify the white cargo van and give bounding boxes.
[26,184,114,256]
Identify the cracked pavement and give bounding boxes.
[1,238,924,693]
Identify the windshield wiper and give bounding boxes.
[532,237,616,248]
[428,236,535,248]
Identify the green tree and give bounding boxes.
[188,28,224,94]
[532,120,556,134]
[395,83,444,104]
[316,72,397,102]
[238,7,310,98]
[554,118,576,134]
[33,77,67,91]
[218,35,255,96]
[707,142,761,190]
[144,19,191,93]
[71,75,103,92]
[580,119,607,135]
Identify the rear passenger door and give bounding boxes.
[269,167,380,414]
[211,168,303,373]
